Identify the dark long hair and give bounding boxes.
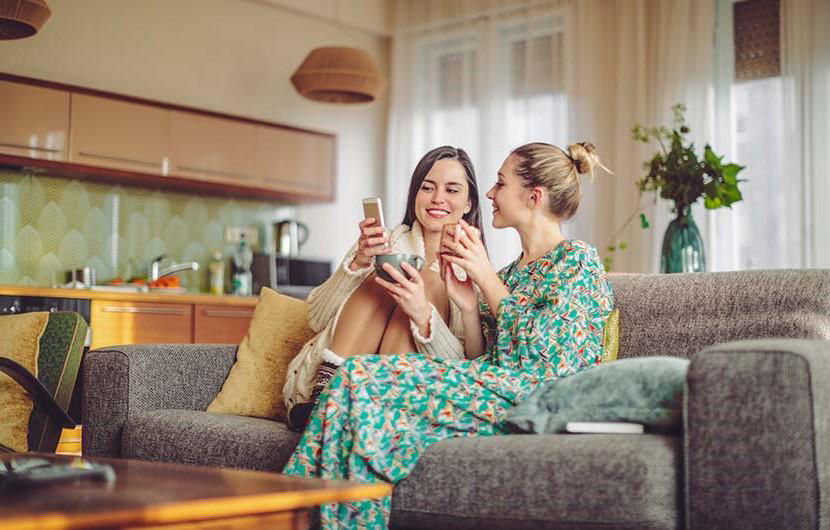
[401,146,487,249]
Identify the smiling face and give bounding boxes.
[414,158,471,234]
[485,154,531,229]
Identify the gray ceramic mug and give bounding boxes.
[375,254,425,282]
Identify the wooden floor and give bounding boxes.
[57,426,82,456]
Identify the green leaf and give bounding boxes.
[640,213,650,229]
[607,245,616,252]
[721,163,743,185]
[704,196,721,209]
[619,242,628,250]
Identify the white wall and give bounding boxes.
[0,0,390,265]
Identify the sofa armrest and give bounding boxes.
[685,339,830,530]
[81,344,237,457]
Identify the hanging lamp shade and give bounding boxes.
[0,0,51,40]
[291,46,386,104]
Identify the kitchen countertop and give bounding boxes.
[0,285,260,306]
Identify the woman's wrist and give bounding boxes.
[350,256,370,271]
[414,306,432,337]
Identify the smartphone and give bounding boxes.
[362,197,385,228]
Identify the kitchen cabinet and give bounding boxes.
[193,304,255,344]
[0,74,336,202]
[0,81,69,161]
[69,94,170,174]
[255,126,335,198]
[90,300,193,350]
[169,111,258,186]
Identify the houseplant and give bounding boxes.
[609,104,745,273]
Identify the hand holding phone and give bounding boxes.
[351,198,389,271]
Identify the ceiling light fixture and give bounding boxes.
[0,0,51,40]
[291,46,386,104]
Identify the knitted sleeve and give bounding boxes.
[305,241,372,333]
[410,305,466,360]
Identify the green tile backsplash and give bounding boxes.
[0,171,293,291]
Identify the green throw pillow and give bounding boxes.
[504,357,689,434]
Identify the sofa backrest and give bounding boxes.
[607,269,830,360]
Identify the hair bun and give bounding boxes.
[567,141,610,176]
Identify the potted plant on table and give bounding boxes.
[619,104,746,273]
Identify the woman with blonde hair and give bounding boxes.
[284,142,614,529]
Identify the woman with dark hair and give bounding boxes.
[283,141,614,529]
[285,146,487,429]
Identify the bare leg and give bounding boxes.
[329,273,396,357]
[377,268,449,355]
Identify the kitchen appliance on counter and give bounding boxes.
[251,253,331,299]
[274,220,309,256]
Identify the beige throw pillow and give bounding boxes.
[208,287,315,421]
[0,312,49,452]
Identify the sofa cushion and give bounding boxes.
[504,357,689,434]
[208,287,315,422]
[122,410,300,472]
[390,434,680,530]
[0,312,49,452]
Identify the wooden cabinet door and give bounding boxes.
[255,126,335,199]
[0,81,69,160]
[69,94,170,174]
[90,300,192,350]
[193,304,254,344]
[169,111,258,185]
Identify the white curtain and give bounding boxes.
[707,0,830,271]
[386,0,570,269]
[387,0,717,272]
[388,0,829,273]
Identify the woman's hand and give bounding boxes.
[444,262,478,314]
[444,220,509,316]
[350,218,389,271]
[443,220,495,286]
[374,262,432,332]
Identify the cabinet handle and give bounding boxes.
[202,309,255,318]
[101,305,188,315]
[0,142,62,153]
[77,151,160,168]
[176,165,254,180]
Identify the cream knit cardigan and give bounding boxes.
[283,221,466,410]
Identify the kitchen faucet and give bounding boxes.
[150,255,200,282]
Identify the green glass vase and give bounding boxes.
[660,209,706,273]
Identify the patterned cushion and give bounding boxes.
[208,287,315,421]
[0,312,49,452]
[602,309,620,363]
[29,312,88,452]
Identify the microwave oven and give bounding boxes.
[251,253,331,296]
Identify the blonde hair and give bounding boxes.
[511,141,610,220]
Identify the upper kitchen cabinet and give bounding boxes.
[0,74,336,202]
[169,111,258,186]
[0,81,69,161]
[256,126,335,200]
[69,94,170,174]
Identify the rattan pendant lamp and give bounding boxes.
[0,0,51,40]
[291,46,386,104]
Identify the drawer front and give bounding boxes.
[90,300,192,349]
[193,304,254,344]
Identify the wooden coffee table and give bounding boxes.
[0,453,391,529]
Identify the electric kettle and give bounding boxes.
[274,220,309,256]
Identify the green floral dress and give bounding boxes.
[283,240,613,529]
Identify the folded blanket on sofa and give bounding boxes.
[504,357,689,434]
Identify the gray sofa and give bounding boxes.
[81,270,830,529]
